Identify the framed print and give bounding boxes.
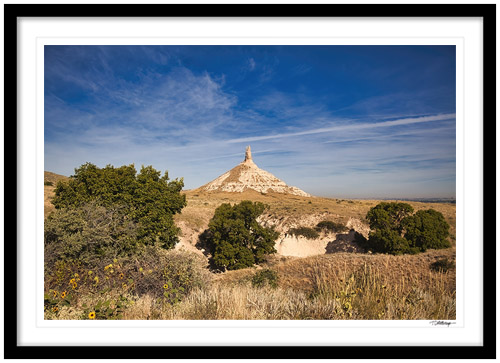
[4,3,496,359]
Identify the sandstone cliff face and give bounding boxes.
[200,146,311,197]
[259,213,368,257]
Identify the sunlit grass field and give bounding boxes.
[44,248,455,320]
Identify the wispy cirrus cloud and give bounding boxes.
[45,45,456,198]
[225,113,455,144]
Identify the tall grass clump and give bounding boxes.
[298,260,455,320]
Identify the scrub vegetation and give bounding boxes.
[44,168,455,320]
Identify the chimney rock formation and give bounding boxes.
[199,146,311,197]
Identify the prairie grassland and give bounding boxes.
[126,255,455,320]
[45,248,455,321]
[176,248,456,320]
[44,177,456,321]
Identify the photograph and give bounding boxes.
[43,44,457,321]
[6,1,495,358]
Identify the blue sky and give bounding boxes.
[45,45,456,198]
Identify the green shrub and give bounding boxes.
[364,203,450,255]
[131,247,210,301]
[52,163,186,249]
[315,220,348,233]
[252,269,279,288]
[44,247,210,307]
[367,229,411,255]
[289,227,319,239]
[402,209,451,251]
[44,202,139,268]
[366,202,414,232]
[44,181,54,186]
[205,201,279,271]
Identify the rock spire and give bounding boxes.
[198,146,311,197]
[244,145,252,162]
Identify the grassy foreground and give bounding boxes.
[44,248,455,320]
[44,172,456,320]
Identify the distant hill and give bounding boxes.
[388,197,456,204]
[44,171,69,218]
[44,171,69,186]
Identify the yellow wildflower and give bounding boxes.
[88,311,96,319]
[61,291,67,298]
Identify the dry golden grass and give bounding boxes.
[44,171,69,218]
[120,250,455,320]
[272,248,456,293]
[44,171,69,185]
[45,247,456,321]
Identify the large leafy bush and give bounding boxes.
[366,202,414,232]
[364,202,450,255]
[205,201,279,271]
[44,202,138,267]
[401,209,451,251]
[51,163,186,250]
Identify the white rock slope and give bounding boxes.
[200,146,311,197]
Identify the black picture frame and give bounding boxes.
[4,3,496,359]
